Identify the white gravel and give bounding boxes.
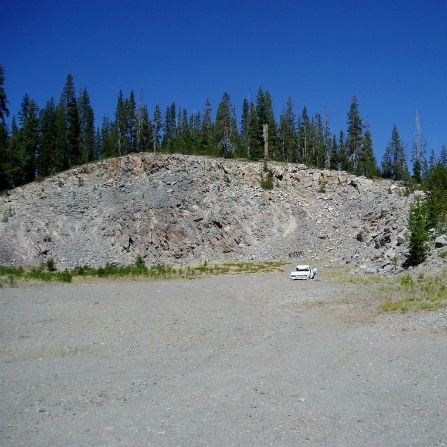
[1,271,446,446]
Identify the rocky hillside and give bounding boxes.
[0,153,445,273]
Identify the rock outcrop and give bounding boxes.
[0,153,431,273]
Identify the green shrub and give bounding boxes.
[260,160,274,190]
[57,269,72,283]
[73,265,96,276]
[260,171,274,190]
[46,258,56,272]
[134,255,147,273]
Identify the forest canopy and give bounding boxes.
[1,68,446,193]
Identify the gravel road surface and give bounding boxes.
[1,270,446,446]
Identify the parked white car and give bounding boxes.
[290,265,317,280]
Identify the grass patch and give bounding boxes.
[379,271,447,313]
[0,259,286,286]
[321,266,447,313]
[321,266,388,286]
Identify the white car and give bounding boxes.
[290,265,317,280]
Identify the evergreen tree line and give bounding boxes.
[1,68,446,193]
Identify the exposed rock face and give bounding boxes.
[0,153,416,272]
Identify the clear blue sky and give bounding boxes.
[2,0,446,162]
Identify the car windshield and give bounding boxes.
[297,268,310,272]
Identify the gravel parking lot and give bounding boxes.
[1,270,446,446]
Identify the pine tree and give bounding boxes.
[0,65,9,121]
[345,96,363,173]
[3,117,20,188]
[428,148,437,169]
[38,98,59,177]
[115,91,126,155]
[200,98,213,155]
[0,65,10,190]
[330,134,338,170]
[0,120,8,190]
[60,74,81,168]
[310,113,325,168]
[381,142,393,179]
[100,116,118,158]
[323,108,331,169]
[135,97,152,153]
[382,124,409,181]
[298,107,311,164]
[16,93,39,184]
[277,97,297,162]
[152,104,162,153]
[94,127,102,160]
[407,197,429,265]
[67,96,81,166]
[247,100,263,160]
[78,88,95,163]
[115,90,136,155]
[162,103,177,152]
[128,90,136,153]
[53,102,67,171]
[256,87,277,159]
[240,98,251,158]
[176,107,193,154]
[413,158,422,184]
[189,110,201,154]
[358,125,378,178]
[424,162,447,230]
[215,92,238,158]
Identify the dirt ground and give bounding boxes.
[1,269,446,447]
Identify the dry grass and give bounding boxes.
[321,266,447,313]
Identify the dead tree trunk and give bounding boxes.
[263,123,269,159]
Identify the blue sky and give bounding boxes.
[2,0,446,162]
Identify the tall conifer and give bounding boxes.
[256,87,277,158]
[78,88,95,163]
[16,94,39,184]
[152,104,162,153]
[346,96,363,173]
[277,97,297,162]
[38,98,59,177]
[0,65,9,190]
[215,92,238,158]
